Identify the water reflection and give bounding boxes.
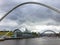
[0,38,60,45]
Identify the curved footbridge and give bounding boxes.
[0,2,60,41]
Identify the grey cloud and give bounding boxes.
[5,6,60,26]
[0,25,17,30]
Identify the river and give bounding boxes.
[0,37,60,45]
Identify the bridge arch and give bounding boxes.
[0,2,60,21]
[41,30,56,34]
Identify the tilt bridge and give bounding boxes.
[0,2,60,40]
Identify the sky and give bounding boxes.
[0,0,60,32]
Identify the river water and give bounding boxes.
[0,37,60,45]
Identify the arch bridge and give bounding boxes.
[0,2,60,38]
[41,30,56,34]
[41,30,57,37]
[0,2,60,22]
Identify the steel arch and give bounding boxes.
[0,2,60,22]
[41,30,56,34]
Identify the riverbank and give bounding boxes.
[0,36,40,41]
[0,36,60,41]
